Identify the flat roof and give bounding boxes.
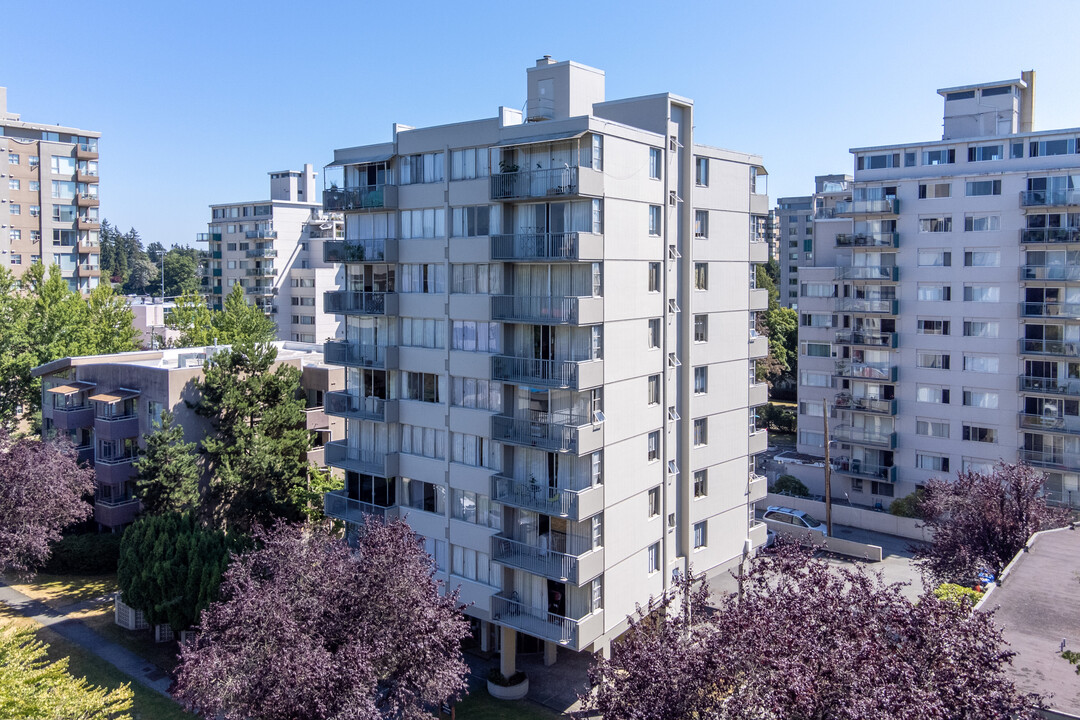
[32,341,330,376]
[937,77,1026,96]
[978,527,1080,714]
[849,126,1080,154]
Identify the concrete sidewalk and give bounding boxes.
[0,580,174,696]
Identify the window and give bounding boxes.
[693,521,707,549]
[917,284,951,302]
[693,315,708,342]
[694,210,708,238]
[647,431,659,462]
[802,313,833,328]
[29,205,40,217]
[871,482,895,498]
[916,419,950,438]
[450,377,503,410]
[401,318,448,349]
[965,214,1000,232]
[399,208,446,239]
[693,470,708,498]
[693,418,708,446]
[904,152,916,167]
[400,263,447,293]
[917,319,950,336]
[449,147,490,180]
[964,250,1000,267]
[647,374,661,405]
[648,318,661,348]
[403,372,444,403]
[918,183,951,199]
[290,296,316,306]
[8,154,18,165]
[695,157,708,186]
[1030,139,1077,157]
[919,217,953,233]
[9,230,20,241]
[800,371,830,387]
[649,148,662,180]
[648,487,661,517]
[916,454,950,472]
[799,430,825,448]
[450,321,497,352]
[966,180,1002,196]
[451,206,491,237]
[10,254,21,266]
[964,354,998,373]
[648,262,661,292]
[648,542,660,573]
[963,285,999,303]
[450,545,498,586]
[803,342,830,358]
[451,263,502,294]
[402,478,446,514]
[8,179,19,190]
[50,156,76,175]
[450,489,501,527]
[399,152,445,185]
[857,153,900,170]
[694,366,708,394]
[968,145,1004,162]
[9,204,19,216]
[963,320,998,338]
[648,205,662,235]
[923,148,956,165]
[916,385,950,404]
[29,181,39,191]
[963,389,999,408]
[917,249,951,266]
[963,425,997,443]
[916,352,950,370]
[694,263,708,289]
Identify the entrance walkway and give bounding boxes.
[465,644,595,716]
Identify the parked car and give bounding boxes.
[762,506,831,537]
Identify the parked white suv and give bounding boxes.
[762,506,831,537]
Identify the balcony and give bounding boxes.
[94,414,140,442]
[1019,338,1080,357]
[96,459,137,485]
[833,330,898,349]
[1020,301,1080,319]
[490,232,603,262]
[323,340,395,369]
[491,355,603,390]
[1020,264,1080,281]
[323,185,398,212]
[833,361,897,382]
[834,298,898,314]
[491,412,601,455]
[76,193,99,207]
[75,143,99,160]
[750,240,769,264]
[245,267,278,277]
[245,230,278,240]
[490,535,602,586]
[212,268,222,277]
[323,238,395,263]
[246,248,278,259]
[491,295,603,326]
[749,428,768,456]
[749,333,768,359]
[51,405,94,431]
[211,251,222,260]
[490,475,604,520]
[1020,228,1080,244]
[1018,412,1080,435]
[835,266,899,282]
[324,391,396,423]
[834,232,899,249]
[1019,448,1080,471]
[749,381,768,408]
[77,264,101,277]
[749,474,768,503]
[93,498,140,528]
[77,216,100,230]
[323,490,398,525]
[834,395,896,415]
[832,457,897,482]
[834,198,899,216]
[76,171,98,184]
[490,593,602,650]
[1020,189,1080,208]
[249,285,276,297]
[324,291,397,316]
[324,440,395,477]
[832,425,897,449]
[77,240,100,254]
[491,166,582,201]
[1019,375,1080,395]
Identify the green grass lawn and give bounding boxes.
[452,688,563,719]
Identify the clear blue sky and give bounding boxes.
[5,0,1079,248]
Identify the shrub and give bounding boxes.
[487,668,527,687]
[889,490,924,518]
[42,532,123,575]
[933,582,983,607]
[772,475,808,497]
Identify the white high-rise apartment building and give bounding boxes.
[321,58,770,671]
[797,71,1080,509]
[201,165,344,343]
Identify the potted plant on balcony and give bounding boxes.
[486,668,529,700]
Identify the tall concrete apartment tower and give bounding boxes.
[0,87,101,293]
[200,165,344,343]
[321,58,770,671]
[796,71,1080,509]
[776,175,852,309]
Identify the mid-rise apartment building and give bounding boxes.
[320,57,770,673]
[200,165,344,343]
[34,343,342,531]
[776,175,852,309]
[796,71,1080,509]
[0,87,101,293]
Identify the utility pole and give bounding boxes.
[822,403,833,537]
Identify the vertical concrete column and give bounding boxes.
[499,626,517,677]
[480,620,491,653]
[544,640,558,667]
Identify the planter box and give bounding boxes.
[487,677,529,701]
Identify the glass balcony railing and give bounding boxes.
[323,340,390,368]
[1020,189,1080,207]
[832,457,897,482]
[1018,412,1080,435]
[323,238,390,263]
[835,265,899,281]
[245,267,278,277]
[833,361,898,382]
[491,167,579,200]
[834,232,899,248]
[833,395,897,415]
[834,198,899,216]
[1020,228,1080,244]
[831,425,897,449]
[323,185,396,211]
[244,230,278,240]
[324,441,388,476]
[833,331,898,348]
[323,489,397,525]
[1019,448,1080,470]
[1019,301,1080,319]
[324,391,387,422]
[834,298,898,314]
[246,248,278,258]
[1018,375,1080,395]
[1019,338,1080,357]
[323,291,393,315]
[1020,264,1080,281]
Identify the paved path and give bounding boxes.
[0,581,174,696]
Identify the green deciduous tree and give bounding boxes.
[0,622,133,720]
[133,411,201,515]
[196,341,313,532]
[754,264,798,385]
[117,512,234,632]
[166,285,276,349]
[161,247,200,298]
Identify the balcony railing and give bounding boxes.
[323,490,397,525]
[1018,412,1080,435]
[1020,264,1080,281]
[834,298,898,314]
[490,295,598,325]
[489,232,600,262]
[834,331,898,348]
[490,593,591,647]
[1019,301,1080,319]
[1020,189,1080,208]
[832,425,897,448]
[832,457,897,482]
[1020,228,1080,244]
[1019,375,1080,395]
[245,267,278,277]
[491,167,579,200]
[324,441,388,476]
[246,248,278,258]
[490,475,599,519]
[324,291,393,315]
[491,412,591,453]
[323,238,390,263]
[1019,448,1080,470]
[834,232,900,248]
[1019,338,1080,357]
[249,285,276,296]
[491,355,601,390]
[490,535,595,584]
[323,185,396,211]
[245,230,278,240]
[323,340,390,368]
[834,198,900,216]
[833,361,898,382]
[96,451,137,466]
[324,391,387,422]
[833,395,897,415]
[835,265,899,281]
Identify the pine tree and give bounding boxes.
[133,411,200,515]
